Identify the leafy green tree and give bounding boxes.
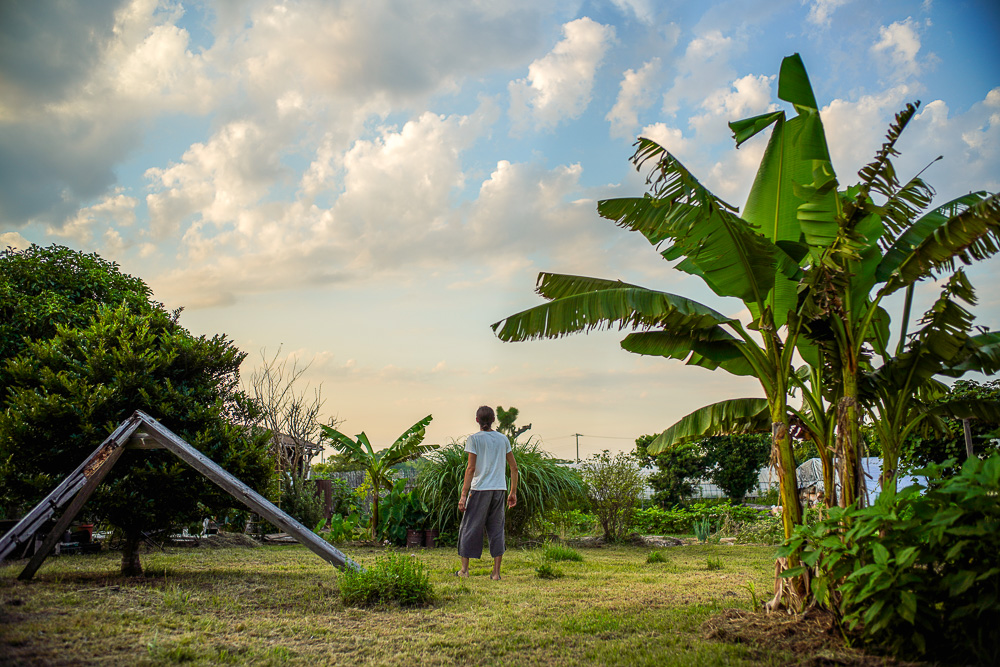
[0,244,155,397]
[903,379,1000,472]
[579,450,644,542]
[700,434,771,502]
[0,305,273,575]
[635,434,705,508]
[321,416,437,539]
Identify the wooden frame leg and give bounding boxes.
[19,444,127,581]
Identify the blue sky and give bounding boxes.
[2,0,998,458]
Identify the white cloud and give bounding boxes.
[1,231,31,251]
[805,0,853,28]
[509,17,616,132]
[606,59,662,139]
[610,0,656,24]
[690,74,776,137]
[50,190,138,248]
[871,17,926,81]
[662,30,739,117]
[637,123,694,162]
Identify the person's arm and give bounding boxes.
[506,451,518,508]
[459,452,477,512]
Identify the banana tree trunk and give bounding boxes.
[837,366,862,508]
[817,444,837,508]
[771,407,802,538]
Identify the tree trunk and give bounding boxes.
[121,530,143,576]
[772,417,802,538]
[818,445,837,508]
[837,365,862,509]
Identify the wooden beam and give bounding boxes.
[19,442,127,581]
[0,415,142,563]
[135,411,360,570]
[962,419,974,459]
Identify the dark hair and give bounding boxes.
[476,405,495,430]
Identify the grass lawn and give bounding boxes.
[1,541,810,665]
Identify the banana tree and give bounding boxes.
[864,271,1000,489]
[494,55,842,548]
[320,415,438,539]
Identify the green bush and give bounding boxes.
[337,551,433,607]
[419,438,584,537]
[633,501,768,535]
[375,479,429,545]
[280,474,326,529]
[542,545,583,562]
[779,454,1000,664]
[580,451,644,542]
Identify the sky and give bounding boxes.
[2,0,998,461]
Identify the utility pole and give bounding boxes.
[574,433,582,463]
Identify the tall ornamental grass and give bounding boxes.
[418,438,585,537]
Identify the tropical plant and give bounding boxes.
[0,304,273,575]
[579,450,644,542]
[904,379,1000,472]
[320,415,437,539]
[496,405,532,440]
[493,56,840,545]
[780,454,1000,663]
[377,480,429,546]
[418,438,584,537]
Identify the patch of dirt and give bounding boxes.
[702,608,921,666]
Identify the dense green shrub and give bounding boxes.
[632,501,768,535]
[337,551,433,607]
[280,474,326,529]
[779,455,1000,664]
[419,438,584,537]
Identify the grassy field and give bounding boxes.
[1,541,825,666]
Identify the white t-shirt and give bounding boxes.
[465,430,512,491]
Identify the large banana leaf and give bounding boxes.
[937,331,1000,377]
[491,281,732,342]
[876,192,995,289]
[647,398,770,454]
[924,399,1000,422]
[598,144,777,311]
[619,329,757,376]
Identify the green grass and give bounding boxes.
[2,542,793,665]
[541,544,583,562]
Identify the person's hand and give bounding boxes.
[459,496,467,512]
[507,493,517,508]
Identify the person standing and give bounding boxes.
[456,405,518,580]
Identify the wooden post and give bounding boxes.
[962,419,974,459]
[18,443,127,581]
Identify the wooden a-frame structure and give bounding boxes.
[0,410,360,580]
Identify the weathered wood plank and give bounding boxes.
[19,443,128,580]
[135,411,360,570]
[0,415,142,563]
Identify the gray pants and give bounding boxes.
[458,490,507,559]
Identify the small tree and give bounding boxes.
[321,416,438,539]
[579,451,644,541]
[635,434,705,508]
[701,434,771,502]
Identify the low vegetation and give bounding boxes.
[2,542,802,665]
